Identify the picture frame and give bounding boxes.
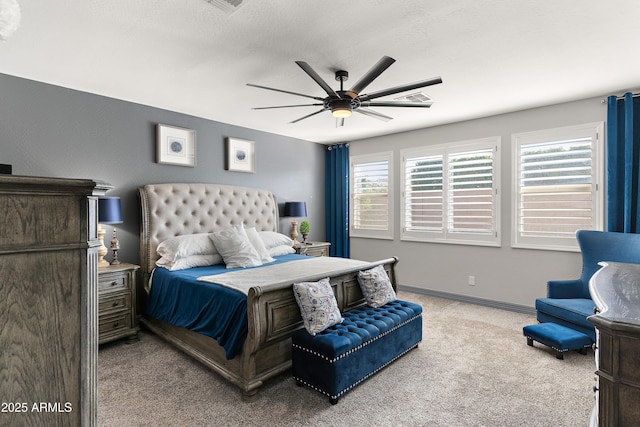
[225,137,256,173]
[156,124,196,167]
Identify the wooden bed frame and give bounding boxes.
[138,183,399,399]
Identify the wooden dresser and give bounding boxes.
[589,261,640,427]
[0,175,110,426]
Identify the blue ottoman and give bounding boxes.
[292,299,422,404]
[523,323,593,359]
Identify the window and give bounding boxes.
[512,122,603,251]
[401,137,500,246]
[350,152,393,239]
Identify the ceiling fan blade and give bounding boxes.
[346,56,396,99]
[290,108,327,124]
[336,118,345,127]
[354,107,393,122]
[246,83,324,101]
[295,61,339,98]
[361,101,434,108]
[359,76,443,101]
[253,103,324,110]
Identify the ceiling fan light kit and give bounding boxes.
[331,99,353,118]
[247,55,442,126]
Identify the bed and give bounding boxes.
[138,182,399,399]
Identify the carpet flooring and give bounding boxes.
[98,292,595,426]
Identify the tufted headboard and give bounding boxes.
[138,183,279,279]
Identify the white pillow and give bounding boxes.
[156,254,223,271]
[210,225,263,269]
[293,278,342,335]
[245,227,275,264]
[157,233,218,261]
[357,265,397,308]
[268,244,295,257]
[258,231,293,249]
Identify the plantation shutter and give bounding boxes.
[517,137,594,239]
[401,137,500,246]
[448,148,495,235]
[403,154,444,232]
[351,153,392,238]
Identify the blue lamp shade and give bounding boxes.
[98,197,123,224]
[284,201,307,218]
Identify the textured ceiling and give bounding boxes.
[1,1,640,143]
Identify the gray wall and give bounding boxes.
[0,73,326,265]
[350,96,608,308]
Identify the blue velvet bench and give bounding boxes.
[523,323,593,360]
[292,299,422,404]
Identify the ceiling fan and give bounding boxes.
[247,56,442,126]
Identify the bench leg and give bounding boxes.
[555,351,564,360]
[329,397,339,405]
[578,347,588,355]
[527,337,533,347]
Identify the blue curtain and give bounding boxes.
[325,144,350,257]
[607,93,640,233]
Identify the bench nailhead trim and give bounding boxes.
[293,341,421,400]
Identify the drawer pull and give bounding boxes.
[112,322,120,329]
[111,281,118,287]
[112,301,120,307]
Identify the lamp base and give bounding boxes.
[290,219,300,245]
[97,224,109,268]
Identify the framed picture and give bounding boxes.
[156,124,196,167]
[225,137,256,173]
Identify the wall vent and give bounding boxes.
[206,0,246,14]
[394,92,432,103]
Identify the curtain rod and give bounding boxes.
[601,92,640,103]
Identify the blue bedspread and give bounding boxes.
[146,254,306,359]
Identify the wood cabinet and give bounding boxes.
[294,241,331,257]
[0,175,110,426]
[589,261,640,427]
[98,263,140,344]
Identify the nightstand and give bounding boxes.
[98,263,140,344]
[294,241,331,257]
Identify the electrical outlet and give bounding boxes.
[468,275,476,286]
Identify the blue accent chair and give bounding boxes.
[535,230,640,341]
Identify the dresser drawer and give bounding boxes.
[99,292,131,315]
[99,312,132,336]
[98,271,130,293]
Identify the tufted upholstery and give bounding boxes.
[292,300,422,403]
[138,183,278,278]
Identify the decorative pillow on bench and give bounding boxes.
[293,278,343,335]
[357,265,397,308]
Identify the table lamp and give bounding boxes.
[98,197,123,267]
[283,201,307,244]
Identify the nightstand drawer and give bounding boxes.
[98,272,130,293]
[304,245,329,257]
[99,292,131,315]
[99,312,132,336]
[295,241,331,257]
